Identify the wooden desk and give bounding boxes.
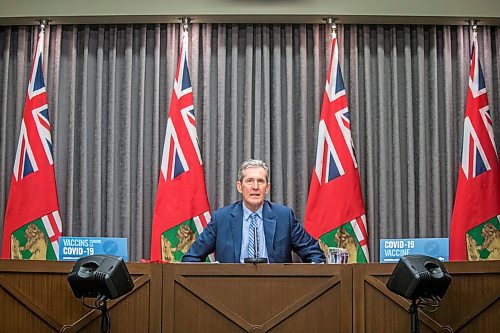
[0,260,498,332]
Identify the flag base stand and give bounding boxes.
[244,257,268,264]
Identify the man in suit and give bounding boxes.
[182,159,325,263]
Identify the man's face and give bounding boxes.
[236,167,270,212]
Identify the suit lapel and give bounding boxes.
[229,202,244,261]
[263,201,276,254]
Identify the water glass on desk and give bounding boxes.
[327,247,349,264]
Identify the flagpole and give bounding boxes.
[467,18,479,54]
[467,18,478,38]
[37,19,48,68]
[38,18,48,33]
[324,17,337,65]
[181,17,191,57]
[324,17,337,38]
[181,16,191,36]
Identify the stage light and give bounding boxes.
[387,254,451,300]
[68,254,134,299]
[386,255,451,333]
[67,255,134,333]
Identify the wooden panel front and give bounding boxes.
[1,260,498,332]
[353,261,500,333]
[163,264,352,333]
[0,260,161,333]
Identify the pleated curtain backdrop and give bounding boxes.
[0,24,499,261]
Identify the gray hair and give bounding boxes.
[237,159,270,182]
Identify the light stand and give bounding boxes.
[409,299,419,333]
[97,295,110,333]
[79,294,110,333]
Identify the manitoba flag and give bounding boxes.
[150,30,211,261]
[1,29,63,260]
[450,33,500,261]
[304,30,369,263]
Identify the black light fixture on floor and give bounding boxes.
[68,255,134,333]
[386,255,452,333]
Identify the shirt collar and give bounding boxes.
[242,202,263,221]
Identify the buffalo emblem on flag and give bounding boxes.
[161,221,197,262]
[11,222,53,260]
[466,217,500,260]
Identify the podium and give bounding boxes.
[163,263,351,332]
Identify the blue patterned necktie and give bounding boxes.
[248,213,259,258]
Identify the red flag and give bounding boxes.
[450,34,500,261]
[150,31,211,261]
[1,30,63,260]
[304,31,369,263]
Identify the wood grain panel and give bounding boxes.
[163,264,352,333]
[0,260,161,333]
[353,261,500,333]
[1,260,498,332]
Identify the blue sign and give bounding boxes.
[379,238,449,263]
[59,237,128,261]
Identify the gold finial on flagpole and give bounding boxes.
[324,17,337,38]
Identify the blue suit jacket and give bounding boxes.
[182,200,325,263]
